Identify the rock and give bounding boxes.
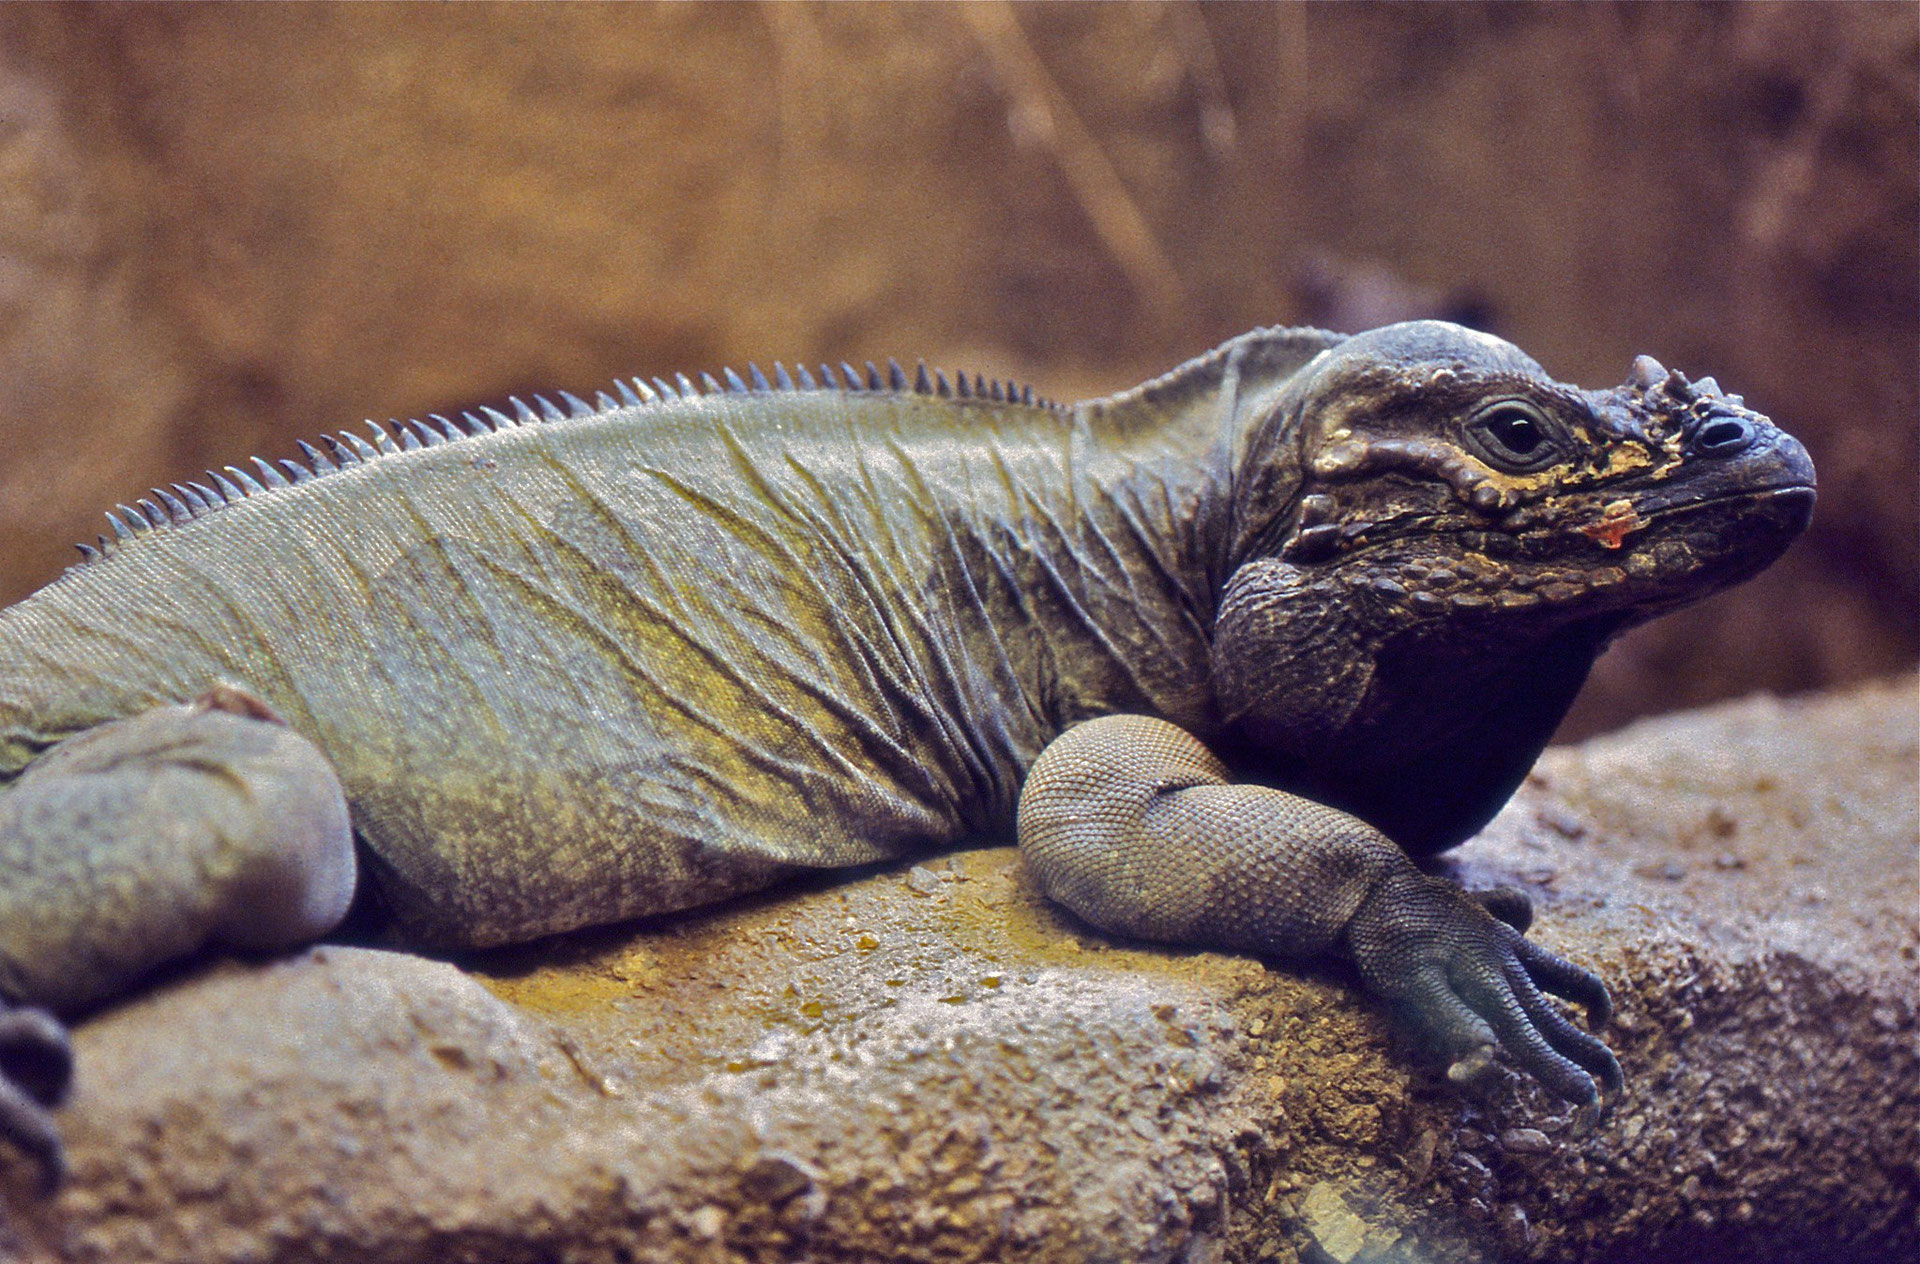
[1297,1181,1368,1263]
[1497,1128,1551,1156]
[0,677,1913,1262]
[738,1151,821,1205]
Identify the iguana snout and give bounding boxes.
[1565,357,1816,606]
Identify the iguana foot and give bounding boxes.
[1348,868,1622,1106]
[0,683,358,1013]
[0,1004,71,1193]
[0,683,357,1191]
[1020,714,1625,1108]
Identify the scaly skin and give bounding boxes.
[0,323,1813,1190]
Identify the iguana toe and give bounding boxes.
[0,1004,69,1193]
[1510,933,1614,1032]
[1472,885,1533,933]
[0,1006,70,1110]
[1464,947,1624,1104]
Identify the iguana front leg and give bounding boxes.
[1017,714,1622,1104]
[0,685,356,1189]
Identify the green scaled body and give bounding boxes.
[0,343,1324,947]
[0,322,1817,1189]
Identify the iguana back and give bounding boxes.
[0,365,1254,946]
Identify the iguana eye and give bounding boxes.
[1468,400,1561,471]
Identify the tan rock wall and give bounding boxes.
[0,2,1912,733]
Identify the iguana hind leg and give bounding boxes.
[1017,713,1621,1105]
[0,684,355,1190]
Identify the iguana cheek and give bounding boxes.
[1282,492,1367,563]
[1622,538,1698,579]
[1300,436,1531,551]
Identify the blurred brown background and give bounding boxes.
[0,1,1911,738]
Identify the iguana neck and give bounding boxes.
[929,411,1236,761]
[974,336,1332,747]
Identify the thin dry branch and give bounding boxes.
[959,1,1192,324]
[1169,0,1236,157]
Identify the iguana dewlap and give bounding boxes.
[0,322,1814,1190]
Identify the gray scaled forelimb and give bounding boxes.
[1016,714,1622,1105]
[0,684,357,1190]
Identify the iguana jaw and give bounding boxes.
[1316,467,1815,628]
[1254,336,1815,625]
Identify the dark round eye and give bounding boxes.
[1486,408,1544,453]
[1468,400,1561,470]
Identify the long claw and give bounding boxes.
[1455,955,1601,1105]
[1513,934,1613,1029]
[1570,1094,1608,1135]
[1503,954,1623,1097]
[0,1005,71,1194]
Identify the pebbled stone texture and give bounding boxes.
[0,675,1912,1262]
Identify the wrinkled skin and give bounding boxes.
[1023,321,1812,1116]
[1214,325,1815,850]
[0,322,1813,1191]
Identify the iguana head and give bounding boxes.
[1213,320,1815,751]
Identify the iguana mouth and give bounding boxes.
[1299,482,1810,568]
[1636,482,1815,523]
[1276,477,1815,630]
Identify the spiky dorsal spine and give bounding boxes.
[72,351,1057,565]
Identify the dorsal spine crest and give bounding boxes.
[70,354,1055,566]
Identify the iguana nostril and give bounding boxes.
[1695,417,1753,455]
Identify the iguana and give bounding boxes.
[0,321,1813,1191]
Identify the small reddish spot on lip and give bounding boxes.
[1578,499,1644,549]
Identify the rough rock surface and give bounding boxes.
[1,676,1913,1263]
